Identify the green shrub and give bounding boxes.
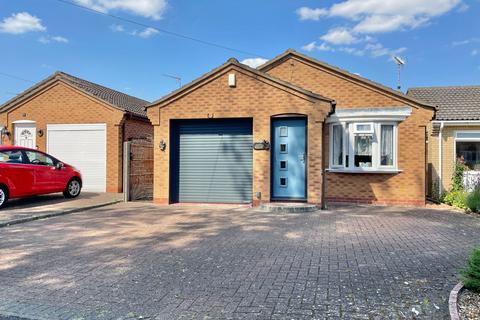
[442,190,467,210]
[452,160,467,192]
[461,247,480,292]
[466,188,480,213]
[431,179,441,201]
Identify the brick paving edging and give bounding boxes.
[449,281,464,320]
[0,200,122,228]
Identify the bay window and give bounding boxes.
[327,106,411,172]
[329,122,398,172]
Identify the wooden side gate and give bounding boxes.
[123,139,154,201]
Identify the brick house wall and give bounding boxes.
[0,81,152,193]
[427,125,480,194]
[263,56,434,205]
[147,64,332,205]
[124,117,153,142]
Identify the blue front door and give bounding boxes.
[272,118,307,200]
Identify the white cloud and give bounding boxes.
[339,46,364,56]
[0,12,46,34]
[457,2,469,12]
[317,42,334,52]
[320,28,358,45]
[472,49,479,56]
[74,0,168,20]
[366,42,406,58]
[241,58,269,69]
[296,7,328,21]
[329,41,405,59]
[302,41,335,52]
[113,24,159,38]
[302,41,317,52]
[297,0,461,61]
[452,38,480,46]
[353,14,428,34]
[38,35,69,44]
[110,24,125,32]
[297,0,463,34]
[51,36,68,43]
[137,27,159,38]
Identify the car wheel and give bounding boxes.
[64,178,81,198]
[0,186,8,209]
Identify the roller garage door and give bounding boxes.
[172,119,253,203]
[47,124,107,192]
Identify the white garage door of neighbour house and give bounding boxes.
[47,124,107,192]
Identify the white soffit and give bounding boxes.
[326,106,412,123]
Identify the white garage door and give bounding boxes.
[47,124,107,192]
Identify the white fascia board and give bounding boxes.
[326,106,412,123]
[12,120,36,124]
[432,120,480,126]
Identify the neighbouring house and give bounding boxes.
[408,85,480,196]
[146,49,435,206]
[0,71,152,193]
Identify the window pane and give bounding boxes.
[345,124,349,167]
[457,132,480,139]
[25,151,54,166]
[0,150,24,163]
[356,124,372,132]
[381,125,394,166]
[456,141,480,170]
[354,135,372,167]
[332,125,343,166]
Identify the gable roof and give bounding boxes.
[0,71,149,118]
[147,58,333,108]
[407,85,480,121]
[258,49,436,111]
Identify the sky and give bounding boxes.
[0,0,479,104]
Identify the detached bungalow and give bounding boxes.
[0,72,152,192]
[408,86,480,195]
[147,49,435,206]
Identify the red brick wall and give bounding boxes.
[264,56,434,205]
[124,118,153,141]
[147,65,331,205]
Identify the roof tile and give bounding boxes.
[407,86,480,120]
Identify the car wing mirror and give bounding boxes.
[56,162,64,170]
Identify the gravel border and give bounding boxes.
[449,281,464,320]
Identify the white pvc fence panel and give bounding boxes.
[463,171,480,192]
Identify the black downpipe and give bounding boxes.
[321,101,336,210]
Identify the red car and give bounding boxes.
[0,146,82,208]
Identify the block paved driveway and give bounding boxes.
[0,203,479,320]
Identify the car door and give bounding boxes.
[24,150,60,193]
[0,149,34,197]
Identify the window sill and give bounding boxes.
[327,168,402,174]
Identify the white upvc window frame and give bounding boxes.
[329,121,399,173]
[352,122,374,134]
[454,130,480,170]
[455,131,480,142]
[330,123,345,168]
[378,123,398,169]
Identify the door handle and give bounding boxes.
[298,153,306,162]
